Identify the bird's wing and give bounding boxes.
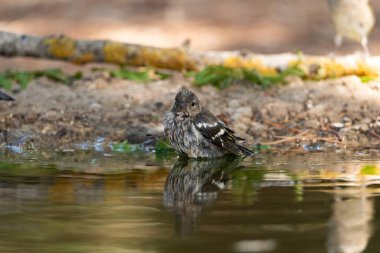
[194,110,239,151]
[218,120,245,140]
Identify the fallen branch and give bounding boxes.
[0,31,198,70]
[0,31,380,79]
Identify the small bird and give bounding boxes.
[163,88,253,158]
[328,0,376,54]
[0,90,14,101]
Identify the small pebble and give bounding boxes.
[376,116,380,127]
[331,122,344,129]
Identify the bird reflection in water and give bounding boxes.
[164,157,241,236]
[327,185,374,253]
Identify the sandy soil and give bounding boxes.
[0,71,379,151]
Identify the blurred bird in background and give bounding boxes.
[328,0,375,54]
[0,90,14,101]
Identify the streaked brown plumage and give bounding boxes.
[163,88,253,158]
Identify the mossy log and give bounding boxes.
[0,31,379,78]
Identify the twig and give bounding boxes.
[262,129,347,146]
[261,130,310,145]
[266,122,302,134]
[274,135,341,143]
[368,130,380,139]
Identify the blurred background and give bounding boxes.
[0,0,380,54]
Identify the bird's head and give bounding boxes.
[171,88,201,118]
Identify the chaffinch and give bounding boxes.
[163,88,253,158]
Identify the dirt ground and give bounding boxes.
[0,0,380,151]
[0,68,379,151]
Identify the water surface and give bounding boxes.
[0,150,380,253]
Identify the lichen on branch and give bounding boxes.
[0,31,198,70]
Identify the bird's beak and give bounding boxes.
[173,103,189,118]
[175,111,189,118]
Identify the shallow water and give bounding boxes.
[0,150,380,253]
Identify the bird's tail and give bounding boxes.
[238,144,254,157]
[0,91,14,101]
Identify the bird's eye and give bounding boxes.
[191,101,196,107]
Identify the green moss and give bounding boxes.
[361,165,380,175]
[192,65,305,89]
[110,68,171,82]
[155,139,176,160]
[252,144,272,152]
[0,69,82,90]
[360,75,375,83]
[0,66,172,91]
[111,140,141,153]
[0,73,13,90]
